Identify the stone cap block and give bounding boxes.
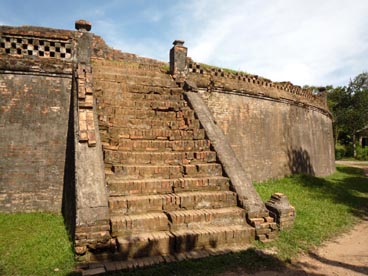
[173,40,185,46]
[75,20,92,32]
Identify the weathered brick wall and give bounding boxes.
[0,73,72,212]
[0,26,74,213]
[198,90,335,181]
[184,60,335,182]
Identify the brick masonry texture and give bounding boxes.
[0,73,72,212]
[0,25,75,213]
[0,22,334,267]
[184,59,335,181]
[198,90,335,181]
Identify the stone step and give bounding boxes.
[93,66,168,79]
[110,212,170,237]
[116,225,254,259]
[183,163,224,177]
[172,176,230,193]
[115,139,211,152]
[107,176,230,196]
[107,128,206,141]
[123,92,184,102]
[93,246,254,271]
[93,66,172,77]
[167,207,246,231]
[126,85,183,95]
[109,191,237,215]
[110,163,223,179]
[130,99,187,110]
[110,207,245,237]
[94,72,174,87]
[99,107,195,120]
[104,117,200,131]
[100,99,188,111]
[173,225,254,253]
[95,83,183,98]
[104,150,217,165]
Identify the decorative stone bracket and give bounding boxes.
[266,193,296,230]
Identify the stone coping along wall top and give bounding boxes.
[186,58,330,117]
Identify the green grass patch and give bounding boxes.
[255,165,368,260]
[0,165,366,275]
[198,63,249,76]
[0,213,76,276]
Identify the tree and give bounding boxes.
[327,85,349,146]
[346,72,368,156]
[327,72,368,157]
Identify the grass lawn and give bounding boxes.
[0,165,367,276]
[255,165,368,261]
[0,213,76,276]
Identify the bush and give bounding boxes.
[335,143,346,160]
[345,143,355,157]
[356,144,368,160]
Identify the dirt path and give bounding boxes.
[336,160,368,176]
[219,220,368,276]
[257,162,368,275]
[284,219,368,276]
[220,161,368,276]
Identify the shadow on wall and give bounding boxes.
[287,147,315,176]
[62,79,76,241]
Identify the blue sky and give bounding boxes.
[1,0,367,87]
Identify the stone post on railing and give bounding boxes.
[170,40,187,83]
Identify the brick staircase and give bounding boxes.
[92,59,255,262]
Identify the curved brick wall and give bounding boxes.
[199,90,335,181]
[186,61,335,182]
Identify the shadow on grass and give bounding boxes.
[306,252,368,275]
[75,247,334,276]
[292,166,368,219]
[336,166,364,176]
[99,248,287,276]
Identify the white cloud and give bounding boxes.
[170,0,368,86]
[76,0,368,87]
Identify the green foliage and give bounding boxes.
[255,165,368,260]
[161,63,170,73]
[335,143,347,160]
[199,63,249,76]
[327,72,368,158]
[356,144,368,160]
[0,213,76,276]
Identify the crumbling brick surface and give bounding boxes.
[0,25,76,213]
[0,23,334,267]
[89,56,257,262]
[184,59,335,182]
[0,73,72,212]
[186,60,329,112]
[266,193,296,230]
[76,64,96,146]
